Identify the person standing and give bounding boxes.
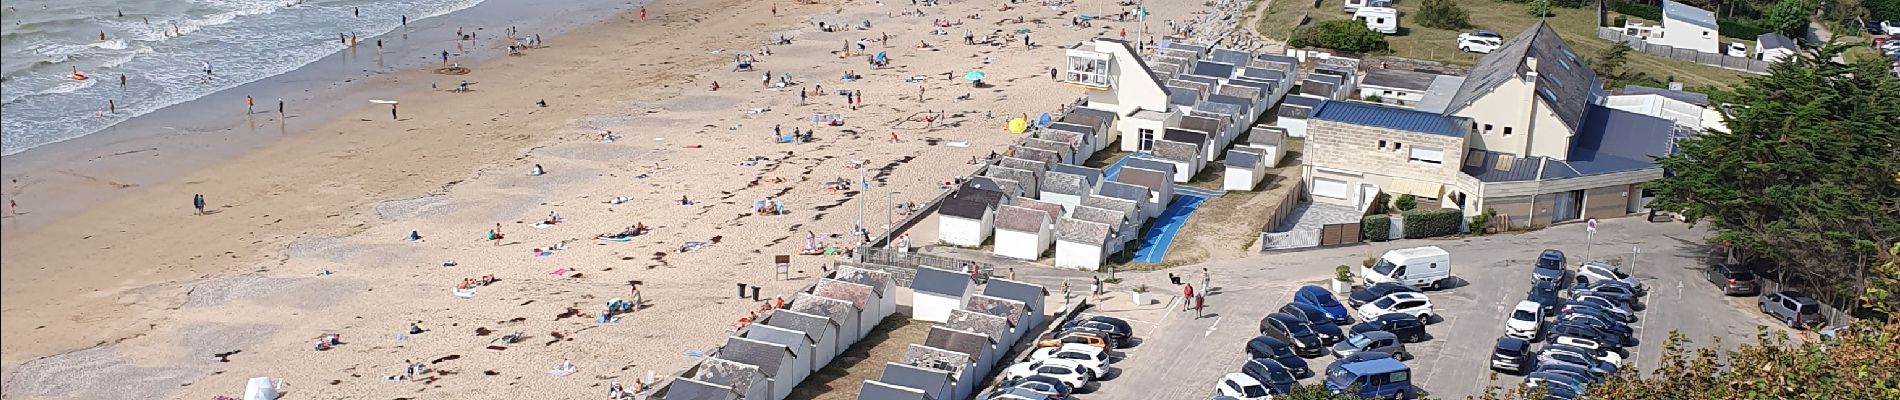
[1049,66,1057,80]
[1182,283,1194,311]
[390,103,398,120]
[193,194,206,215]
[119,74,127,89]
[799,88,807,105]
[246,96,254,114]
[277,98,285,116]
[401,14,407,26]
[1200,268,1211,295]
[1195,294,1206,317]
[639,7,646,19]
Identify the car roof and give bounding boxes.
[1221,372,1264,385]
[1384,292,1428,302]
[1246,358,1290,370]
[1249,335,1290,348]
[1052,343,1105,354]
[1539,249,1564,258]
[1354,330,1398,340]
[1339,358,1408,374]
[1032,358,1086,368]
[1295,285,1333,298]
[1496,336,1530,348]
[1512,300,1543,312]
[1284,302,1322,313]
[1776,291,1819,302]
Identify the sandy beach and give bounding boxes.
[0,0,1224,398]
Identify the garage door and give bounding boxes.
[1313,178,1348,199]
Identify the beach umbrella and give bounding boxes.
[964,70,987,81]
[1036,112,1052,127]
[1007,117,1029,133]
[875,51,887,63]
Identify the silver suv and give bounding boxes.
[1758,291,1824,329]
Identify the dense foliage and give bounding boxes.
[1610,0,1664,21]
[1870,0,1900,20]
[1394,194,1419,211]
[1362,214,1392,242]
[1399,208,1462,239]
[1648,44,1900,315]
[1416,0,1472,30]
[1526,0,1554,17]
[1289,20,1390,53]
[1762,0,1812,39]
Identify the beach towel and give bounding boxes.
[549,267,570,276]
[599,236,633,242]
[453,288,478,298]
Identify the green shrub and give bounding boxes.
[1610,0,1663,21]
[1552,0,1589,8]
[1362,214,1392,242]
[1613,15,1628,28]
[1719,18,1775,40]
[1416,0,1471,30]
[1365,192,1392,216]
[1527,0,1553,17]
[1364,94,1384,103]
[1335,265,1355,282]
[1469,208,1496,236]
[1395,194,1418,211]
[1289,20,1390,53]
[1400,208,1463,239]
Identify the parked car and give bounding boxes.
[1324,357,1416,399]
[1073,315,1133,334]
[1545,342,1624,366]
[1571,294,1638,315]
[1579,281,1642,302]
[1533,363,1604,385]
[1458,31,1504,53]
[1349,313,1428,343]
[1539,348,1619,377]
[987,388,1056,400]
[1527,281,1565,313]
[1561,300,1635,323]
[1523,371,1591,394]
[1363,246,1453,290]
[1240,358,1302,395]
[1505,300,1545,340]
[1036,330,1114,350]
[1259,313,1325,357]
[1357,292,1435,323]
[1294,285,1354,324]
[1533,249,1570,288]
[1490,337,1534,374]
[1280,302,1346,344]
[1028,344,1110,377]
[998,375,1073,400]
[1326,351,1394,374]
[1555,313,1634,344]
[1577,261,1643,292]
[1002,359,1092,388]
[1213,373,1274,400]
[1059,319,1131,342]
[1331,330,1409,360]
[1349,282,1418,308]
[1245,335,1313,377]
[1759,290,1825,329]
[1707,263,1761,295]
[1546,322,1629,348]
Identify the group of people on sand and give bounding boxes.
[456,275,497,290]
[597,223,649,240]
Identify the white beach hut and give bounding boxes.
[764,310,842,369]
[909,265,975,323]
[715,336,799,400]
[992,205,1053,261]
[790,293,864,350]
[814,278,883,339]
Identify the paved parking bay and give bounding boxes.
[1074,218,1798,400]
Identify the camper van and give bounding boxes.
[1353,7,1399,34]
[1362,246,1452,290]
[1342,0,1394,12]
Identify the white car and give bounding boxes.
[1457,31,1503,53]
[1504,300,1544,340]
[1577,261,1642,291]
[1213,372,1275,399]
[1001,359,1091,389]
[1551,336,1626,365]
[1028,343,1109,377]
[1356,292,1434,322]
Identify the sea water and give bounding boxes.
[0,0,488,156]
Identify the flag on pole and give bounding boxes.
[860,170,869,191]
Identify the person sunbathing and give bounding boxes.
[478,275,497,286]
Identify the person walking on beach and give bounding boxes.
[193,194,206,216]
[107,100,115,113]
[1200,268,1211,294]
[246,96,254,114]
[639,6,646,19]
[277,98,285,116]
[401,15,407,26]
[441,50,449,64]
[390,103,398,120]
[799,89,807,105]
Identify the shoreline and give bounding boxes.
[0,0,636,234]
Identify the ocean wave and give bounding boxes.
[34,76,97,97]
[88,39,128,50]
[125,3,284,43]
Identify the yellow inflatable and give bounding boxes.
[1007,117,1028,133]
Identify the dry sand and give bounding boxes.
[0,0,1231,398]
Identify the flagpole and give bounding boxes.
[857,167,867,240]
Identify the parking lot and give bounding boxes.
[1070,218,1799,399]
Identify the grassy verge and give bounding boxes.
[1254,0,1754,88]
[788,316,926,400]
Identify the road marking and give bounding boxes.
[1204,316,1223,337]
[1158,296,1179,325]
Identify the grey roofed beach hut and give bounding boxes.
[935,196,994,247]
[1166,126,1217,162]
[996,157,1047,175]
[664,376,741,400]
[1244,126,1288,168]
[741,324,815,385]
[790,292,863,349]
[926,326,1000,374]
[875,363,954,400]
[1049,164,1104,188]
[910,265,975,323]
[1060,107,1118,152]
[830,266,898,326]
[1115,165,1175,209]
[961,176,1025,199]
[1038,171,1093,214]
[984,166,1040,198]
[963,295,1029,343]
[1150,140,1202,182]
[992,205,1053,261]
[858,380,930,400]
[1097,180,1157,219]
[981,279,1048,329]
[1223,147,1268,191]
[1276,94,1324,138]
[1008,145,1062,167]
[1054,218,1113,270]
[903,345,977,400]
[764,310,842,368]
[814,278,886,338]
[1072,205,1136,252]
[715,336,799,400]
[678,358,764,400]
[945,309,1013,348]
[1021,138,1080,166]
[1037,130,1091,157]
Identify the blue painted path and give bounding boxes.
[1131,194,1208,263]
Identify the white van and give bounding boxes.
[1354,7,1399,35]
[1343,0,1393,13]
[1362,246,1452,290]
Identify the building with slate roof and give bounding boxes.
[992,205,1054,261]
[764,310,842,367]
[1053,218,1113,270]
[1095,180,1157,219]
[996,157,1047,175]
[1277,94,1324,138]
[814,279,886,338]
[1059,108,1119,152]
[925,326,1000,374]
[1754,32,1795,63]
[829,266,898,326]
[674,358,764,400]
[1224,147,1269,191]
[1020,138,1081,166]
[1150,139,1202,182]
[1300,21,1691,229]
[715,336,799,400]
[909,265,974,323]
[945,309,1012,346]
[935,196,994,248]
[981,278,1048,328]
[962,176,1025,199]
[741,324,816,385]
[857,380,929,400]
[790,292,863,348]
[901,345,977,400]
[1038,171,1093,213]
[962,295,1028,339]
[1244,126,1289,168]
[665,376,742,400]
[1115,163,1175,210]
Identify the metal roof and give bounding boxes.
[1562,104,1676,175]
[910,265,973,297]
[1444,21,1600,135]
[1310,100,1470,138]
[1412,75,1467,114]
[1621,85,1710,106]
[1361,69,1442,91]
[1663,0,1718,30]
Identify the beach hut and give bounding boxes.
[945,309,1014,350]
[764,310,842,368]
[716,336,799,400]
[961,176,1025,199]
[1008,145,1062,167]
[814,278,884,338]
[935,197,993,247]
[996,157,1047,177]
[1164,128,1216,164]
[982,279,1048,328]
[1072,206,1135,253]
[830,266,898,325]
[962,295,1029,344]
[1054,218,1113,270]
[1277,95,1323,138]
[1150,140,1201,183]
[903,345,978,400]
[790,293,863,349]
[741,324,815,385]
[1020,138,1080,166]
[664,377,741,400]
[690,355,769,400]
[909,265,975,323]
[1038,172,1093,213]
[983,166,1040,198]
[1224,147,1268,191]
[1097,181,1157,220]
[1119,158,1178,207]
[874,363,956,400]
[992,205,1054,261]
[1059,108,1118,152]
[1244,126,1289,168]
[926,326,1000,374]
[857,380,929,400]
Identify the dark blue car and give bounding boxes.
[1245,336,1312,377]
[1349,313,1428,343]
[1279,302,1345,345]
[1240,358,1301,395]
[1294,285,1353,324]
[1527,281,1564,313]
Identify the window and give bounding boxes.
[1409,147,1444,164]
[1392,142,1402,150]
[1139,128,1156,151]
[1313,178,1349,199]
[1465,149,1485,167]
[1483,123,1494,134]
[1064,50,1112,87]
[1503,127,1514,136]
[1378,139,1388,149]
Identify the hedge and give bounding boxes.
[1610,0,1662,21]
[1401,208,1463,239]
[1718,19,1774,40]
[1362,214,1392,242]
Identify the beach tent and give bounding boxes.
[244,377,280,400]
[1036,113,1052,127]
[1006,117,1029,133]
